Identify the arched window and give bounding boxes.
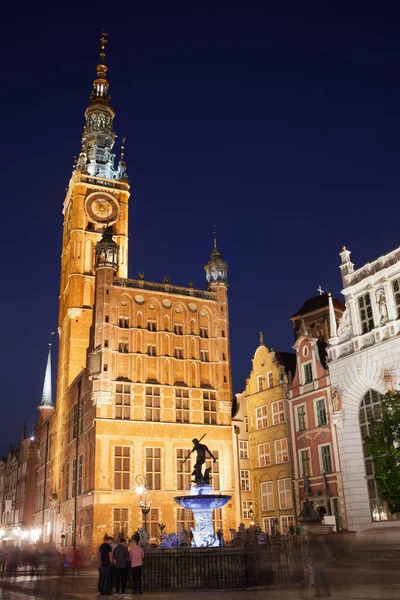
[84,240,93,273]
[359,389,388,522]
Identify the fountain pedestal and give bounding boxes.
[174,484,231,547]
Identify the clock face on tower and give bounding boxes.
[85,191,119,224]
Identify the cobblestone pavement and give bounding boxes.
[0,572,399,600]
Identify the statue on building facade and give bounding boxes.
[376,289,388,325]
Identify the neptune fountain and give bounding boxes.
[174,437,231,547]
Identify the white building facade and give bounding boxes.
[328,246,400,532]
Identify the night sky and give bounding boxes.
[2,4,400,456]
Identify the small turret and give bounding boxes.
[95,226,119,271]
[38,343,54,422]
[204,231,228,290]
[339,246,354,287]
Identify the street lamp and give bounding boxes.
[135,474,152,531]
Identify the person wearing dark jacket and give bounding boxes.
[113,539,130,595]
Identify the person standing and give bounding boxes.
[129,538,144,595]
[98,536,113,595]
[113,538,129,595]
[307,534,332,597]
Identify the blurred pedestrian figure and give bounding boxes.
[98,536,113,595]
[129,537,144,595]
[307,534,332,597]
[113,538,129,595]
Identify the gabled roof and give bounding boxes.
[290,293,345,319]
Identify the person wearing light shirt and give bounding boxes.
[129,538,144,595]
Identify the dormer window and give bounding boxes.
[303,363,313,384]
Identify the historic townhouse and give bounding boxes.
[288,293,347,529]
[328,246,400,533]
[242,337,296,535]
[231,391,252,527]
[33,36,237,556]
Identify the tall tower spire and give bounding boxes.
[75,32,126,181]
[205,228,228,290]
[38,343,54,421]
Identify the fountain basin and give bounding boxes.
[174,490,231,547]
[174,494,231,511]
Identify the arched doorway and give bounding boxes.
[359,389,397,522]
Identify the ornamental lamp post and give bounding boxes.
[135,474,152,532]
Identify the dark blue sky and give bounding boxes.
[2,3,400,455]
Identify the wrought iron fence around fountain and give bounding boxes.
[141,535,304,590]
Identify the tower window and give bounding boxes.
[147,344,157,357]
[104,340,109,348]
[103,364,108,372]
[119,342,129,353]
[145,387,160,422]
[119,317,129,328]
[174,324,183,335]
[115,384,131,420]
[221,330,225,338]
[174,348,184,359]
[105,315,109,323]
[203,391,217,424]
[200,350,209,362]
[147,321,157,332]
[175,389,190,423]
[200,327,208,339]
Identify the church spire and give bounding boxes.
[38,343,54,411]
[75,33,126,181]
[204,227,228,289]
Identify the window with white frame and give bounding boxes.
[199,326,208,339]
[176,449,191,491]
[145,447,161,490]
[315,398,327,426]
[213,508,223,532]
[145,507,160,540]
[300,448,311,476]
[239,440,249,459]
[174,347,184,359]
[147,343,157,356]
[296,405,307,431]
[115,384,131,420]
[175,388,189,423]
[203,391,217,424]
[200,349,209,362]
[272,400,285,425]
[174,324,183,335]
[176,508,194,532]
[146,386,160,421]
[256,405,268,429]
[392,278,400,318]
[147,320,157,332]
[260,481,274,511]
[267,371,274,388]
[240,469,250,491]
[358,293,374,334]
[275,438,288,463]
[262,516,276,536]
[242,500,253,519]
[114,446,131,490]
[320,444,333,474]
[113,508,129,540]
[244,416,249,432]
[303,363,313,384]
[278,478,292,509]
[257,375,265,392]
[258,442,271,467]
[280,515,294,535]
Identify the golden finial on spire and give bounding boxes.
[259,331,264,345]
[213,223,217,249]
[100,30,108,65]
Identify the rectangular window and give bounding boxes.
[144,507,160,540]
[176,449,191,491]
[213,508,223,533]
[303,363,313,384]
[257,375,265,392]
[146,447,161,490]
[118,317,129,328]
[200,350,209,362]
[114,446,131,490]
[256,405,268,429]
[262,516,276,536]
[316,398,327,426]
[113,508,129,540]
[301,449,311,476]
[78,454,83,495]
[258,442,271,468]
[177,508,194,533]
[239,440,249,459]
[242,500,253,519]
[244,416,248,432]
[72,457,77,497]
[321,444,333,474]
[118,342,129,353]
[261,481,274,511]
[203,391,217,424]
[278,478,293,510]
[358,293,374,333]
[275,438,288,464]
[65,463,70,501]
[280,515,294,535]
[296,405,307,431]
[392,278,400,318]
[146,386,160,421]
[147,344,157,357]
[147,320,157,332]
[200,327,209,339]
[174,347,183,359]
[174,324,183,335]
[205,450,220,490]
[267,372,274,388]
[272,400,285,425]
[240,469,250,492]
[175,389,190,423]
[115,384,131,420]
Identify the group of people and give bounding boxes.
[98,536,144,596]
[0,544,72,576]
